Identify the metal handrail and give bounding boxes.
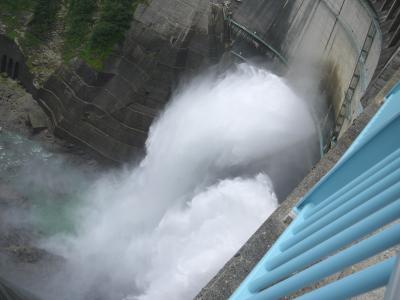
[226,18,288,66]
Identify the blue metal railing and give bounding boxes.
[230,83,400,300]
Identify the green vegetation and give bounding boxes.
[64,0,145,70]
[0,0,145,71]
[63,0,97,62]
[0,0,35,11]
[81,0,139,70]
[0,0,60,49]
[29,0,61,38]
[0,0,36,40]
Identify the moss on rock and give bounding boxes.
[0,0,145,74]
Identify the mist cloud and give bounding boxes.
[12,63,318,300]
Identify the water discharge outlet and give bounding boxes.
[0,64,318,300]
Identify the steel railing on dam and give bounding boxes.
[230,83,400,299]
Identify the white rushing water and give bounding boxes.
[41,64,316,300]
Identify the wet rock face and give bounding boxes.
[0,77,41,136]
[37,0,225,163]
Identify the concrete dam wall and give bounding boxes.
[0,0,381,163]
[230,0,380,141]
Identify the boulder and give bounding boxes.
[27,107,48,132]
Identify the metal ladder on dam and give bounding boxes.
[334,21,378,139]
[230,83,400,299]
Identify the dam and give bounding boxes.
[0,0,399,299]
